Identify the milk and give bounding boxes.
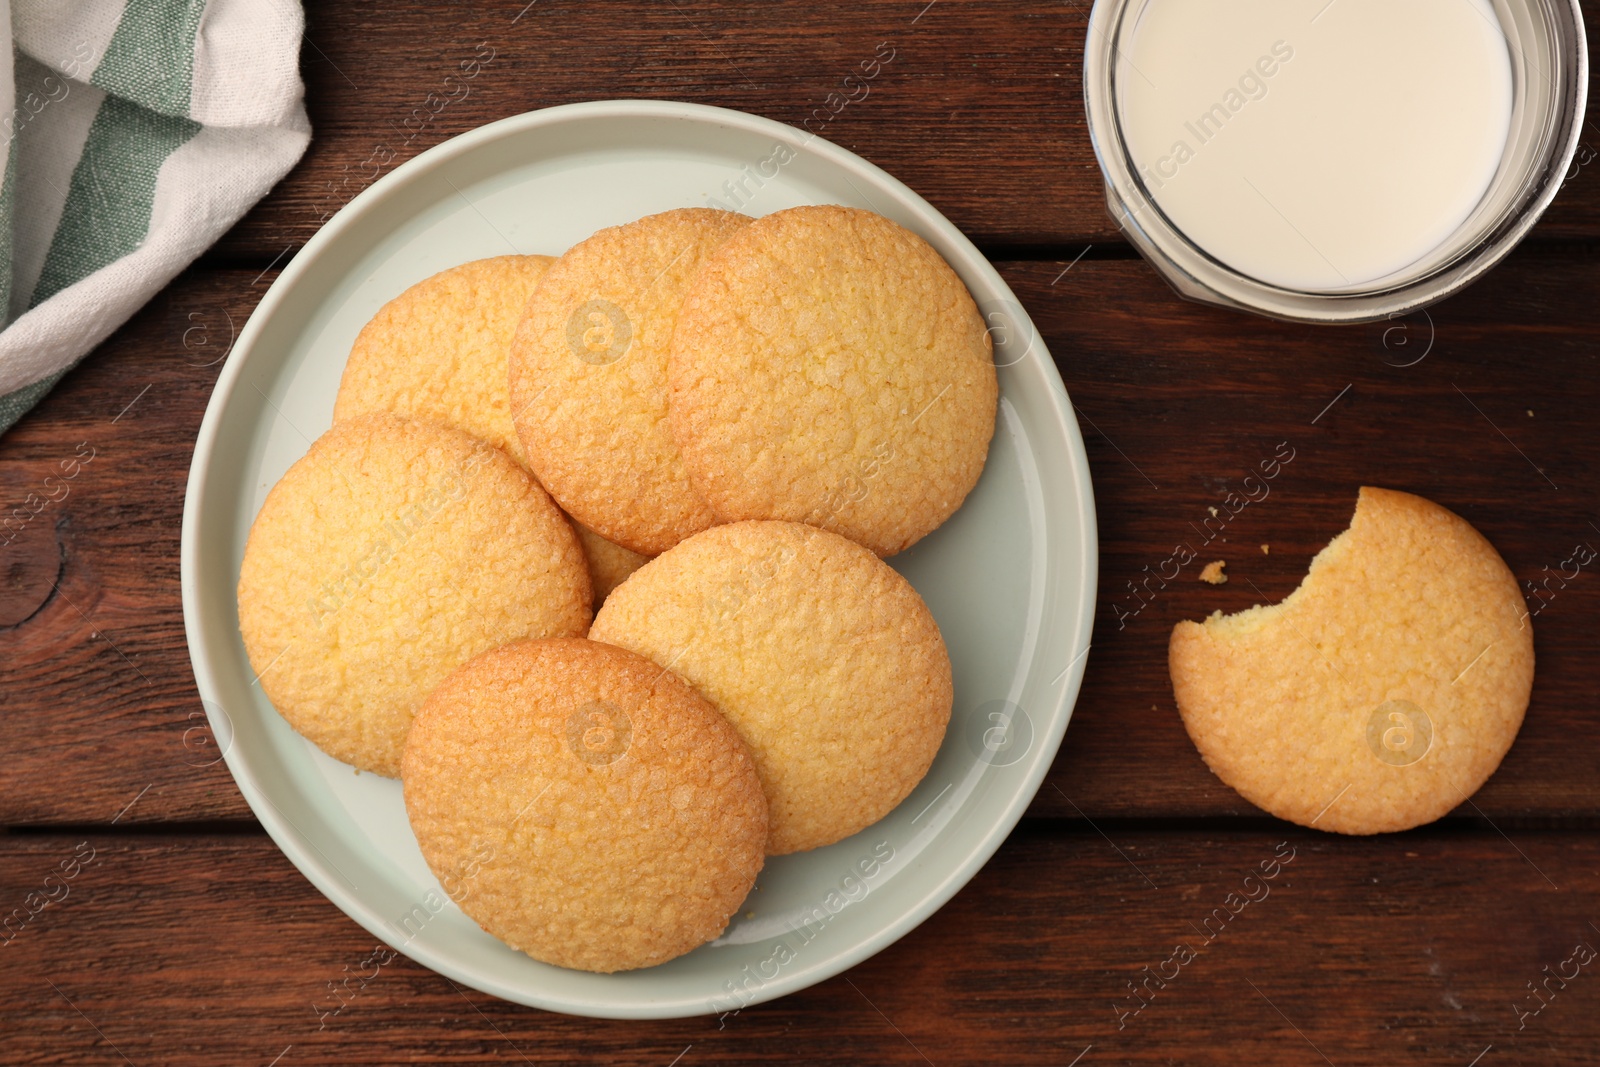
[1116,0,1514,291]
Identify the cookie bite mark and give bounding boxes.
[1169,487,1533,834]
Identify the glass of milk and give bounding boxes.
[1083,0,1588,323]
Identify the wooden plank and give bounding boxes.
[3,247,1597,825]
[1030,241,1600,820]
[1,826,1595,1065]
[0,269,262,824]
[209,0,1600,262]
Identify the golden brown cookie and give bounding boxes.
[589,520,952,854]
[328,251,652,582]
[509,208,751,555]
[573,522,650,603]
[668,205,998,557]
[236,414,591,777]
[1169,487,1534,835]
[401,638,767,973]
[333,255,553,463]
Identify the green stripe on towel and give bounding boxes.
[30,94,200,308]
[0,369,66,434]
[92,0,208,118]
[0,143,17,331]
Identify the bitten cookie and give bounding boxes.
[333,255,553,463]
[1169,487,1534,835]
[236,414,591,777]
[589,520,952,854]
[668,205,999,557]
[401,638,768,973]
[509,208,751,555]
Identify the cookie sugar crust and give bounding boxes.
[1169,487,1533,835]
[510,208,752,555]
[334,255,553,463]
[590,519,953,854]
[236,414,591,777]
[402,638,767,973]
[668,205,998,556]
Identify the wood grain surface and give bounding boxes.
[208,0,1600,262]
[4,251,1596,827]
[3,828,1596,1066]
[3,0,1599,1062]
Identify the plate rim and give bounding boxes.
[180,98,1098,1019]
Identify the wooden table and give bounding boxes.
[3,3,1598,1063]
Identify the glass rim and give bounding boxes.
[1082,0,1589,324]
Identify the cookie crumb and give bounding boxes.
[1261,544,1270,555]
[1208,506,1219,517]
[1527,410,1534,417]
[1199,560,1228,584]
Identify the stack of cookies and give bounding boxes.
[236,205,999,972]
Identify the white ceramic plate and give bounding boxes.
[181,100,1097,1020]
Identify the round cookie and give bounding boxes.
[589,520,952,854]
[402,638,767,973]
[573,522,650,603]
[668,205,999,557]
[328,252,651,589]
[509,208,752,555]
[333,255,553,463]
[1169,487,1534,835]
[237,414,591,777]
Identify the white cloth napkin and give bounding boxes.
[0,0,310,434]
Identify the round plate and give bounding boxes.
[180,100,1097,1020]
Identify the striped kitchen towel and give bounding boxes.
[0,0,310,435]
